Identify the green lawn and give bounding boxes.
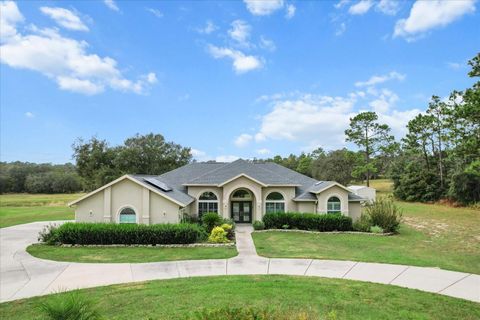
[27,244,238,263]
[1,276,478,320]
[253,180,480,274]
[0,193,82,228]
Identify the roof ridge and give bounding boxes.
[187,159,241,183]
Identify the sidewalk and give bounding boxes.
[0,222,478,303]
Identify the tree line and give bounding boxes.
[2,55,478,204]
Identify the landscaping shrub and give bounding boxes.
[370,225,384,234]
[202,212,223,233]
[42,222,207,245]
[38,224,60,245]
[262,212,353,232]
[38,290,102,320]
[208,226,229,243]
[352,214,372,232]
[253,220,265,230]
[364,197,402,233]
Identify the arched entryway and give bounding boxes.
[230,188,254,223]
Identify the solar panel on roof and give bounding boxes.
[144,177,172,192]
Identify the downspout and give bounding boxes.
[314,200,318,214]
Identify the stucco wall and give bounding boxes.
[149,192,182,224]
[297,201,316,213]
[262,186,296,214]
[348,202,362,221]
[75,190,104,222]
[75,177,181,224]
[187,186,223,217]
[316,185,349,215]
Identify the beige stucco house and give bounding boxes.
[69,159,366,224]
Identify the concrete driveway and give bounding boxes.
[0,222,478,303]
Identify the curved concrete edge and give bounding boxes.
[1,222,479,304]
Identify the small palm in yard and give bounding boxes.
[38,291,102,320]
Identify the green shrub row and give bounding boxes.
[41,222,208,245]
[262,212,353,232]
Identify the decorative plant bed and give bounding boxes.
[59,242,236,248]
[254,229,394,236]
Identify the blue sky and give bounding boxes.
[1,0,479,164]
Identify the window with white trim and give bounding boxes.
[198,191,218,217]
[265,192,285,213]
[327,196,341,214]
[119,207,136,223]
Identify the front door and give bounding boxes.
[231,201,252,223]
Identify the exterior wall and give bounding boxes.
[348,202,362,221]
[297,201,316,213]
[75,191,105,222]
[75,178,181,225]
[187,186,224,217]
[316,186,350,215]
[149,192,182,224]
[222,176,263,221]
[262,186,296,214]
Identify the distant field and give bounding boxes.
[0,193,83,228]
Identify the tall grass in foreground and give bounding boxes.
[38,291,102,320]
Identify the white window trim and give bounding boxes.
[326,195,342,214]
[264,191,286,213]
[197,190,220,215]
[117,205,139,224]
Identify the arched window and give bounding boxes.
[327,196,341,214]
[231,189,252,200]
[198,191,218,217]
[265,192,285,213]
[119,207,136,224]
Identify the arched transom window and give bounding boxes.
[265,192,285,213]
[198,191,218,217]
[327,196,341,214]
[231,189,252,200]
[119,207,136,224]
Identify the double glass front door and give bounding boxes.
[231,201,252,223]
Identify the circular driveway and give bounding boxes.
[0,222,478,303]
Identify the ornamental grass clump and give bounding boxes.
[364,197,402,233]
[38,290,102,320]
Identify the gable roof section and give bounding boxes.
[307,181,352,194]
[68,174,194,207]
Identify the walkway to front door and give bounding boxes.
[231,201,252,223]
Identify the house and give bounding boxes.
[69,159,366,224]
[348,185,376,203]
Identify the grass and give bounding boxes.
[1,276,479,319]
[0,193,82,228]
[253,179,480,274]
[27,244,238,263]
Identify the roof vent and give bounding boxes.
[144,177,172,192]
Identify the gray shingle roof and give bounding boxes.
[130,159,362,205]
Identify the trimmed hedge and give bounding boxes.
[262,212,353,232]
[46,222,208,245]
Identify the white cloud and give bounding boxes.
[197,20,217,34]
[376,0,400,15]
[228,20,251,46]
[394,0,475,40]
[244,0,284,16]
[208,45,263,74]
[335,22,347,36]
[235,133,253,147]
[216,155,240,162]
[24,111,34,118]
[104,0,119,12]
[335,0,351,9]
[0,0,24,40]
[285,4,296,19]
[146,8,163,18]
[259,36,276,51]
[355,71,405,87]
[40,7,89,31]
[348,0,373,15]
[257,148,271,155]
[0,2,156,95]
[368,89,399,113]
